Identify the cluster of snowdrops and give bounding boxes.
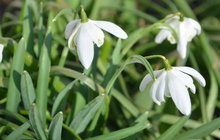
[0,7,206,116]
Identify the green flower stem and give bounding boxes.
[144,55,172,70]
[105,55,155,95]
[79,6,88,23]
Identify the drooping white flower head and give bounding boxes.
[139,66,206,116]
[65,7,128,69]
[0,44,3,63]
[155,14,201,59]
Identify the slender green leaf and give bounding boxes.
[106,55,154,94]
[176,117,220,140]
[0,110,28,123]
[28,104,47,140]
[5,122,30,140]
[112,39,122,65]
[207,71,218,120]
[102,39,122,87]
[173,0,196,19]
[62,124,82,140]
[50,66,105,93]
[36,30,51,126]
[22,0,34,54]
[0,126,9,136]
[20,71,36,110]
[152,113,220,138]
[49,112,63,140]
[6,38,26,112]
[70,95,105,134]
[52,80,78,116]
[52,8,74,22]
[111,89,139,117]
[87,122,148,140]
[157,116,188,140]
[121,25,156,57]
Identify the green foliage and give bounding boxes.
[0,0,220,140]
[20,71,36,110]
[49,112,63,140]
[70,95,105,134]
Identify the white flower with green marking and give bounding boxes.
[0,44,3,63]
[139,66,206,116]
[65,7,127,69]
[155,14,201,59]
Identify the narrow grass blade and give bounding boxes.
[50,66,105,93]
[122,25,156,57]
[6,38,26,112]
[173,0,196,19]
[207,71,218,120]
[112,39,122,65]
[49,112,63,140]
[36,30,51,126]
[5,122,30,140]
[70,95,105,134]
[0,110,28,123]
[87,122,148,140]
[52,8,74,22]
[176,117,220,140]
[106,55,154,94]
[29,104,47,140]
[102,39,122,87]
[52,80,78,116]
[111,89,139,117]
[22,0,34,54]
[20,71,36,110]
[157,116,188,140]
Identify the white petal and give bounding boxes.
[91,20,128,39]
[139,70,163,92]
[65,20,80,39]
[184,18,201,35]
[163,71,170,97]
[85,21,104,47]
[163,17,180,44]
[182,19,198,42]
[155,30,171,44]
[164,83,170,97]
[156,72,166,102]
[0,44,3,63]
[177,22,188,59]
[168,71,191,116]
[172,69,196,94]
[68,24,81,49]
[74,24,94,69]
[139,74,152,92]
[150,78,161,105]
[175,67,206,87]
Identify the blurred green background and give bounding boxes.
[0,0,220,140]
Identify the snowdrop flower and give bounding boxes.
[0,44,3,62]
[139,66,206,116]
[155,14,201,59]
[65,6,128,69]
